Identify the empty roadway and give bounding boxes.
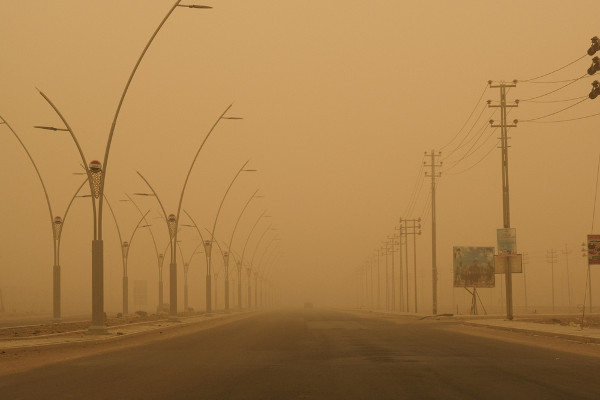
[2,309,600,399]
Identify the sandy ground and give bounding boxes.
[0,312,168,338]
[0,312,250,376]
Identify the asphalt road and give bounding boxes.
[2,309,600,399]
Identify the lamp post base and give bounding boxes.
[87,325,108,334]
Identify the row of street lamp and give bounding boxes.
[1,1,281,332]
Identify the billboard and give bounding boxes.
[453,247,495,288]
[588,234,600,265]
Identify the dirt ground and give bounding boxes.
[518,314,600,328]
[0,311,171,338]
[0,311,250,376]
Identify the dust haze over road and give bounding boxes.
[2,308,600,399]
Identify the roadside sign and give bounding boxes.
[494,254,523,274]
[497,228,516,255]
[587,234,600,264]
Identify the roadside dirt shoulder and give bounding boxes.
[0,312,253,376]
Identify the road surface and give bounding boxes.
[2,309,600,399]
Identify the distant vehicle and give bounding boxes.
[304,302,313,309]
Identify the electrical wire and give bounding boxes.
[519,54,588,82]
[443,108,514,173]
[520,74,588,101]
[442,103,490,161]
[520,97,588,122]
[445,139,500,177]
[520,110,600,123]
[521,77,587,84]
[444,125,498,174]
[440,83,489,152]
[521,95,588,104]
[403,161,425,218]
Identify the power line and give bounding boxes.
[519,54,588,82]
[440,83,489,152]
[520,97,588,122]
[442,103,491,161]
[521,95,587,104]
[520,74,587,101]
[445,139,499,177]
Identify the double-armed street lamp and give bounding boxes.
[202,161,256,313]
[247,225,277,308]
[34,1,213,332]
[104,197,151,316]
[121,194,166,313]
[239,211,271,308]
[2,116,89,321]
[253,236,281,308]
[135,105,241,318]
[222,190,262,311]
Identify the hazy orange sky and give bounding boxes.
[1,1,599,316]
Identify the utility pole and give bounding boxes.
[562,244,572,310]
[395,223,405,312]
[400,217,421,313]
[387,236,396,311]
[408,218,422,313]
[367,257,375,310]
[382,242,390,310]
[425,151,442,315]
[582,241,593,313]
[547,249,558,313]
[488,80,518,320]
[376,249,381,309]
[522,252,529,313]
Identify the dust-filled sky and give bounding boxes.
[1,0,600,316]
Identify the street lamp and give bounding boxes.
[239,211,271,308]
[221,190,261,311]
[2,115,87,321]
[248,226,277,308]
[202,161,256,313]
[178,243,202,312]
[135,114,245,319]
[254,236,281,308]
[121,194,165,313]
[36,1,212,333]
[105,197,150,316]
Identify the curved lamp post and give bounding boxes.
[239,211,271,308]
[181,211,228,312]
[247,225,276,308]
[178,242,202,312]
[122,194,165,312]
[36,0,212,333]
[222,189,261,311]
[134,115,244,319]
[104,197,150,316]
[1,115,88,321]
[202,161,256,313]
[254,236,281,308]
[261,252,282,308]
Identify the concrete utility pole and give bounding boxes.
[425,151,442,315]
[398,218,421,313]
[406,218,422,313]
[522,252,529,313]
[547,249,558,313]
[562,244,572,309]
[376,249,381,309]
[488,80,518,320]
[387,235,400,311]
[395,223,405,312]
